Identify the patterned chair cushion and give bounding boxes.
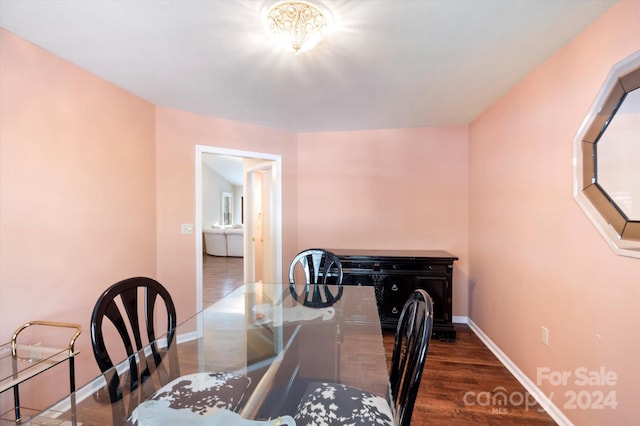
[294,381,394,426]
[126,372,252,425]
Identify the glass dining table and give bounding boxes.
[25,282,391,425]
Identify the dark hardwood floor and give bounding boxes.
[204,254,558,425]
[383,326,557,425]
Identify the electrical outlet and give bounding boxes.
[541,326,549,346]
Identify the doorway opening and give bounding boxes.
[195,145,282,309]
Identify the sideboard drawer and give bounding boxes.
[379,276,413,323]
[342,273,373,286]
[340,260,376,271]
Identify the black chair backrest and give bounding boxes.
[90,277,178,408]
[389,289,434,426]
[289,249,344,308]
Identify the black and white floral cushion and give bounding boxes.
[294,382,394,426]
[126,372,252,425]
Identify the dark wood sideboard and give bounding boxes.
[330,249,458,341]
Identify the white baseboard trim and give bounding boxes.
[466,319,572,426]
[452,315,469,324]
[176,330,200,344]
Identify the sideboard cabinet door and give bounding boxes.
[415,276,451,325]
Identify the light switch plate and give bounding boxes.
[181,223,194,234]
[541,326,549,346]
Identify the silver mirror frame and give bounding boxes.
[573,50,640,258]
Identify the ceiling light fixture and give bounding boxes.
[265,1,331,53]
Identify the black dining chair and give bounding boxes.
[293,289,434,426]
[289,248,344,308]
[90,277,251,425]
[254,250,344,419]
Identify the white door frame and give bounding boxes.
[244,161,278,285]
[195,145,282,309]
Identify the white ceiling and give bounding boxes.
[202,154,244,186]
[0,0,617,133]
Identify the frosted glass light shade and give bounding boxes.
[265,1,331,53]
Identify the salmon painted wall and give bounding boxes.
[469,1,640,424]
[154,107,298,319]
[297,128,470,316]
[0,29,157,409]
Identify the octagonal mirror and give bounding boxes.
[574,50,640,258]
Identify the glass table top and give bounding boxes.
[25,283,390,425]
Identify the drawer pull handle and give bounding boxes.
[392,307,398,314]
[391,284,398,291]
